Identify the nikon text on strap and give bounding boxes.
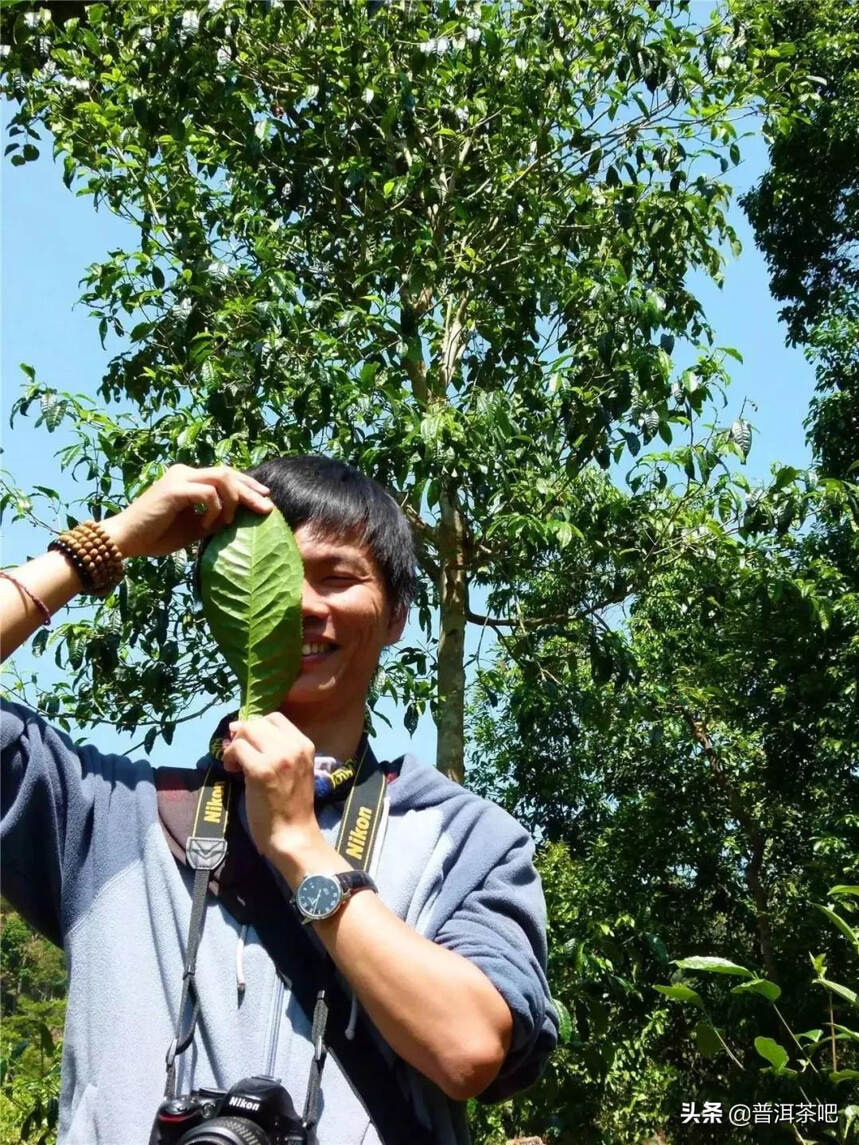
[336,737,388,871]
[156,744,434,1145]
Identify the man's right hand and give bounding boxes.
[101,465,274,558]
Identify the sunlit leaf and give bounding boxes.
[199,506,303,719]
[731,978,782,1002]
[553,997,573,1045]
[754,1036,789,1071]
[673,956,754,978]
[655,984,703,1007]
[813,903,859,952]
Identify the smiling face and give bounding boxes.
[279,522,406,723]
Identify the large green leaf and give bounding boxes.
[796,1028,824,1043]
[817,977,859,1008]
[814,902,859,953]
[673,956,754,978]
[654,983,704,1008]
[731,977,782,1002]
[553,997,573,1045]
[199,506,303,718]
[831,1070,859,1084]
[754,1036,790,1072]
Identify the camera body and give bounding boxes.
[150,1075,308,1145]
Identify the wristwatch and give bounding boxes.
[293,870,377,924]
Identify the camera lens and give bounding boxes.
[177,1116,271,1145]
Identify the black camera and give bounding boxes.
[150,1075,309,1145]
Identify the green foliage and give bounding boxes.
[738,0,859,480]
[2,1,858,1141]
[471,843,686,1144]
[0,0,794,777]
[0,902,66,1145]
[198,505,303,718]
[0,1001,62,1145]
[468,456,859,1140]
[738,0,859,344]
[804,300,859,479]
[654,889,859,1139]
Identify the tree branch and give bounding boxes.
[466,594,622,631]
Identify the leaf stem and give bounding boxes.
[773,1003,819,1074]
[699,1003,745,1071]
[829,995,837,1073]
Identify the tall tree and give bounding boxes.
[1,0,795,779]
[465,2,859,1134]
[739,0,859,478]
[468,463,859,1141]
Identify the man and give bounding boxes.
[1,457,557,1144]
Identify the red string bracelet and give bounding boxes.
[0,570,52,627]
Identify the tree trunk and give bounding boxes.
[436,485,468,783]
[681,710,778,981]
[432,294,470,784]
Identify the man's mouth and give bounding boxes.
[301,641,338,658]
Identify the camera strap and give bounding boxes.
[157,742,434,1145]
[163,768,231,1100]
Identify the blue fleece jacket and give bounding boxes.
[1,701,558,1145]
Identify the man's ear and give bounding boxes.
[384,605,408,646]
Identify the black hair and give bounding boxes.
[247,454,417,616]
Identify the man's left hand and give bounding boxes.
[221,713,322,865]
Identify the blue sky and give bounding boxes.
[1,117,814,769]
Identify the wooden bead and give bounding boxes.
[49,520,124,597]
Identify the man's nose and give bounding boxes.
[301,581,327,617]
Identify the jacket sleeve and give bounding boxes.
[428,801,559,1102]
[1,700,153,946]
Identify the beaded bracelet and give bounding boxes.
[48,536,94,591]
[0,570,52,626]
[48,519,125,597]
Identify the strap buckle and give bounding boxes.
[187,836,227,870]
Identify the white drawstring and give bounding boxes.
[345,991,359,1040]
[235,922,248,993]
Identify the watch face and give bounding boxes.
[296,874,342,920]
